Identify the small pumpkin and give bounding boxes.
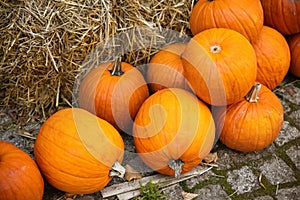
[147,43,190,93]
[214,83,284,152]
[182,28,257,106]
[252,26,291,90]
[133,88,215,178]
[189,0,264,42]
[78,58,149,133]
[260,0,300,35]
[0,140,44,200]
[34,108,125,194]
[288,33,300,78]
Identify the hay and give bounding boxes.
[0,0,195,122]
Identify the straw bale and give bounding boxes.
[0,0,195,122]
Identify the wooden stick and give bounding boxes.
[101,165,213,199]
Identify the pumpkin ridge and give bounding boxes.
[36,124,119,168]
[211,1,220,27]
[39,158,111,194]
[36,151,109,179]
[232,1,261,39]
[222,2,247,35]
[280,0,294,34]
[95,76,114,123]
[35,134,107,169]
[233,102,249,150]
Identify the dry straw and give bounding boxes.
[0,0,195,122]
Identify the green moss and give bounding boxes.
[134,180,167,200]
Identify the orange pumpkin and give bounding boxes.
[78,58,149,133]
[189,0,264,42]
[34,108,125,194]
[260,0,300,35]
[0,140,44,200]
[288,33,300,78]
[214,83,284,152]
[133,88,215,178]
[252,26,291,90]
[182,28,257,106]
[147,43,190,93]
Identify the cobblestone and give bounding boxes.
[275,121,300,146]
[259,157,296,185]
[185,170,216,189]
[227,166,260,194]
[216,143,276,170]
[275,84,300,105]
[286,144,300,170]
[289,109,300,128]
[251,195,274,200]
[275,186,300,200]
[194,184,229,200]
[163,184,183,200]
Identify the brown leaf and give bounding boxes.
[65,193,77,199]
[203,152,218,163]
[124,164,142,182]
[182,191,199,200]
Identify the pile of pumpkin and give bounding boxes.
[1,0,300,199]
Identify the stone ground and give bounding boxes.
[0,75,299,200]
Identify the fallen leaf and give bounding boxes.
[203,152,218,163]
[124,164,142,182]
[65,193,77,199]
[182,191,199,200]
[283,87,295,96]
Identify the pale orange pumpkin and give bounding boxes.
[0,140,44,200]
[147,43,190,93]
[133,88,215,178]
[189,0,264,42]
[288,33,300,78]
[34,108,125,194]
[214,83,284,152]
[252,26,291,90]
[182,28,257,106]
[78,58,149,133]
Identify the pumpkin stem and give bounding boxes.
[109,57,124,76]
[210,44,221,54]
[168,159,184,178]
[109,160,126,178]
[245,83,261,103]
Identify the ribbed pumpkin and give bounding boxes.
[182,28,257,106]
[252,26,291,90]
[260,0,300,35]
[133,88,215,178]
[189,0,264,42]
[78,58,149,133]
[0,140,44,200]
[147,43,190,93]
[34,108,125,194]
[288,33,300,78]
[214,83,284,152]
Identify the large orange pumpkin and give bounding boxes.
[0,140,44,200]
[252,26,291,90]
[182,28,257,106]
[78,58,149,133]
[189,0,264,42]
[214,83,284,152]
[133,88,215,178]
[288,33,300,78]
[147,43,190,93]
[34,108,125,194]
[260,0,300,35]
